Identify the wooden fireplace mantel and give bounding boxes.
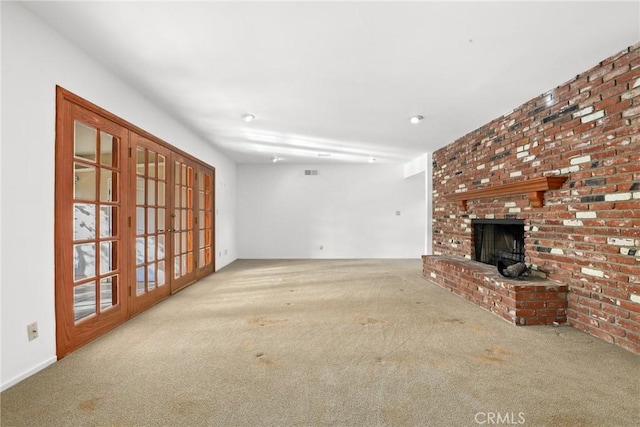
[449,176,568,210]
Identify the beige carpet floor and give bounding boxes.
[1,259,639,427]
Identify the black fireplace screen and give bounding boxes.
[472,219,525,266]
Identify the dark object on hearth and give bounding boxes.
[497,260,530,279]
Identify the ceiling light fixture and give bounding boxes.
[272,156,280,163]
[368,157,376,163]
[241,114,255,122]
[409,115,424,124]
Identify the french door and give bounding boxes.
[171,155,198,292]
[130,133,172,314]
[55,87,215,357]
[195,165,215,279]
[55,100,130,356]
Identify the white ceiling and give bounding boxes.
[23,1,640,164]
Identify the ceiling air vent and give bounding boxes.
[304,170,318,176]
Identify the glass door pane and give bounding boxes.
[71,122,121,323]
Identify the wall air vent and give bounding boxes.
[304,170,318,176]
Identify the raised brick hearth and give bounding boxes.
[423,255,567,325]
[425,42,640,355]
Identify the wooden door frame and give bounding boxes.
[55,92,132,357]
[55,86,216,358]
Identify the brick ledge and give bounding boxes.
[422,255,568,325]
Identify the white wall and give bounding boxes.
[0,2,237,390]
[238,164,424,258]
[403,153,433,255]
[425,152,433,255]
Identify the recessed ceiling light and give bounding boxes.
[241,114,255,122]
[368,157,376,163]
[272,156,281,163]
[409,115,424,124]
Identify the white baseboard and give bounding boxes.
[1,356,57,392]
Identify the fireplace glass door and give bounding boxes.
[473,219,525,266]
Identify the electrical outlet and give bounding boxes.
[27,322,38,341]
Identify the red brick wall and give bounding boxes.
[431,42,640,354]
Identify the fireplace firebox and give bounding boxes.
[472,219,525,266]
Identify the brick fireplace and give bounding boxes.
[424,206,568,326]
[423,42,640,354]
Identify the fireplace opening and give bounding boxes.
[472,219,525,266]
